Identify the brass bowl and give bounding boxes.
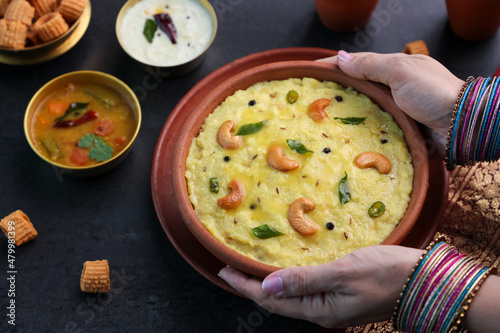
[24,70,142,177]
[115,0,217,77]
[0,0,91,65]
[172,60,430,278]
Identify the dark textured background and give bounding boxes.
[0,0,499,332]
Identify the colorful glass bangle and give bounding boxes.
[415,255,467,331]
[490,92,500,161]
[484,78,500,161]
[465,78,490,164]
[436,261,482,332]
[477,77,500,161]
[446,76,500,169]
[428,257,476,332]
[395,239,450,330]
[445,77,474,170]
[458,78,483,165]
[392,236,448,329]
[453,79,477,167]
[392,235,492,333]
[407,247,458,330]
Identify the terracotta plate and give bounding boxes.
[151,47,449,296]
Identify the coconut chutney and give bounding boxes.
[119,0,213,66]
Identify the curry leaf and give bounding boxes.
[143,19,158,43]
[236,119,269,136]
[251,224,284,239]
[55,102,89,122]
[287,139,313,154]
[338,172,351,205]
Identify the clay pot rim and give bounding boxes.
[172,60,429,278]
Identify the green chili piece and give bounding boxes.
[143,18,158,43]
[338,172,351,205]
[333,117,367,125]
[251,224,285,239]
[236,119,269,136]
[286,139,313,154]
[209,177,220,194]
[368,201,385,217]
[286,90,299,104]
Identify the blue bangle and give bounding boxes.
[465,78,490,164]
[476,77,499,161]
[449,81,475,169]
[415,257,465,332]
[488,95,500,162]
[489,83,500,161]
[397,242,447,330]
[440,266,488,332]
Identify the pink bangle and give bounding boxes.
[465,78,490,164]
[445,77,475,170]
[458,78,483,165]
[446,76,500,169]
[392,235,492,333]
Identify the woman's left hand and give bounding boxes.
[218,245,423,328]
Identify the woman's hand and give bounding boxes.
[218,245,423,328]
[320,51,465,153]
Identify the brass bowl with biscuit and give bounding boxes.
[0,0,91,65]
[24,70,141,177]
[172,61,430,278]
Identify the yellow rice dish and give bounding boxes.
[185,78,413,268]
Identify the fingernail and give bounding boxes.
[262,275,283,294]
[217,267,229,280]
[338,50,354,62]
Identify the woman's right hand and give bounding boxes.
[319,51,465,152]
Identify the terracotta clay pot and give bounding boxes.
[172,61,429,278]
[445,0,500,42]
[313,0,380,32]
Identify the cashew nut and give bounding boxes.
[355,152,392,174]
[217,120,242,149]
[308,98,331,122]
[288,197,318,235]
[267,145,299,171]
[217,179,245,210]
